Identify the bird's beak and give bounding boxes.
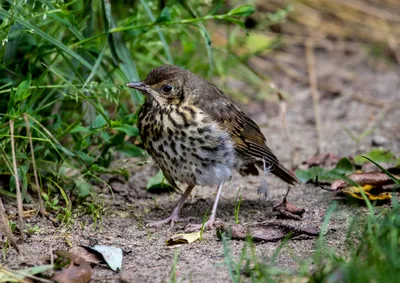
[126,82,147,92]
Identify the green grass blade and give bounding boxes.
[362,155,400,185]
[140,0,173,63]
[40,0,85,41]
[83,44,107,88]
[0,8,95,73]
[100,0,142,105]
[191,24,213,77]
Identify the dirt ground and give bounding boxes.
[3,44,400,282]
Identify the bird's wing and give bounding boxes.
[195,84,279,165]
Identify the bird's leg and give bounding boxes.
[146,184,195,228]
[185,182,224,232]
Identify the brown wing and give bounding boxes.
[194,83,298,185]
[195,84,278,164]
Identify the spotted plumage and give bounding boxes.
[128,65,298,230]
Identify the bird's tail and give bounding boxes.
[271,163,299,185]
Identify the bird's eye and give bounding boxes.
[161,84,173,93]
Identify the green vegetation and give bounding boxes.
[233,187,242,224]
[0,0,273,221]
[218,198,400,282]
[215,157,400,282]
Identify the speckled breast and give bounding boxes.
[138,102,236,186]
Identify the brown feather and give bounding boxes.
[194,82,298,185]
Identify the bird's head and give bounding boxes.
[127,65,200,106]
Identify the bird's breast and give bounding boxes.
[138,103,236,186]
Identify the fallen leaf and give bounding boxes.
[56,250,85,265]
[52,251,92,283]
[331,172,396,191]
[330,172,398,201]
[88,245,122,272]
[69,246,102,265]
[273,194,305,220]
[341,185,392,201]
[166,231,201,246]
[216,222,327,242]
[51,262,92,283]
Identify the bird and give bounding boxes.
[127,65,298,231]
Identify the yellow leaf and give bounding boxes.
[342,184,374,194]
[342,185,392,201]
[166,231,201,246]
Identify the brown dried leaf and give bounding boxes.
[330,172,398,201]
[217,222,324,242]
[331,172,396,191]
[273,195,305,220]
[69,246,102,265]
[51,262,92,283]
[52,251,92,283]
[56,250,85,265]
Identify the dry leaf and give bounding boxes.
[216,222,326,242]
[89,245,123,272]
[331,172,397,201]
[274,195,305,220]
[166,231,201,246]
[52,251,92,283]
[331,172,396,191]
[341,185,392,201]
[56,250,85,265]
[69,246,102,265]
[51,262,91,283]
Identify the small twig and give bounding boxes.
[10,120,25,240]
[305,39,323,154]
[0,197,19,252]
[284,185,291,199]
[0,198,39,264]
[316,176,335,192]
[24,114,45,215]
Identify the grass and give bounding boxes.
[168,250,181,283]
[215,157,400,283]
[233,188,242,224]
[200,208,211,240]
[216,199,400,283]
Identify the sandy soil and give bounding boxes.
[2,45,400,282]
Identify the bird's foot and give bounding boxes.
[146,213,195,228]
[184,218,216,232]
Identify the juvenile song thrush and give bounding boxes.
[127,65,298,230]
